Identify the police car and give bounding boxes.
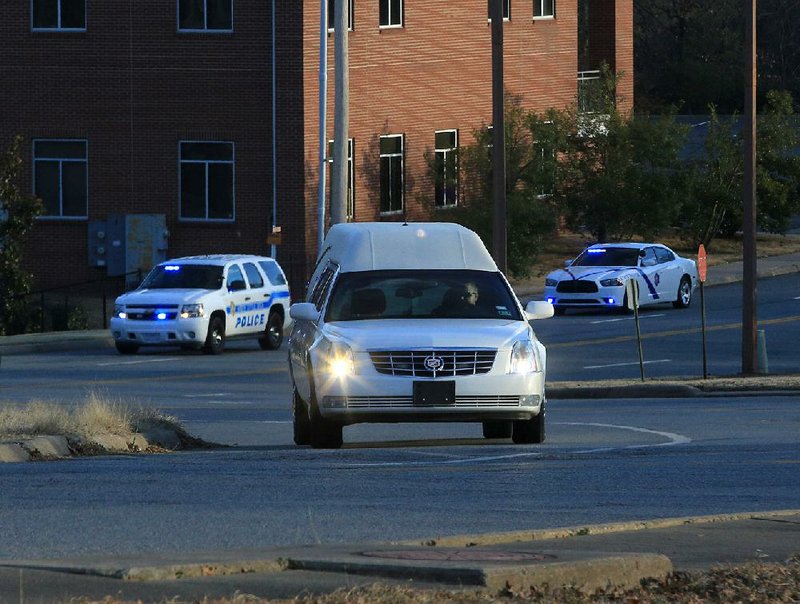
[544,242,698,315]
[111,255,291,354]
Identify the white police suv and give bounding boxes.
[111,255,291,355]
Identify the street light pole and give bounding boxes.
[490,0,507,273]
[331,0,349,226]
[742,0,758,373]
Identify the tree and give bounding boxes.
[438,94,557,278]
[0,136,43,335]
[558,69,689,243]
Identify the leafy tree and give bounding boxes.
[430,94,557,278]
[0,136,43,335]
[558,69,689,243]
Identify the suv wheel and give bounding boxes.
[259,311,284,350]
[115,341,139,355]
[203,316,225,355]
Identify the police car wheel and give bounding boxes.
[203,316,225,355]
[115,341,139,355]
[259,311,284,350]
[293,389,311,445]
[482,421,512,439]
[672,276,692,309]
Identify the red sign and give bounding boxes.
[697,244,707,283]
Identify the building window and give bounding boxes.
[33,140,88,219]
[179,141,234,221]
[487,0,510,21]
[533,0,554,18]
[328,138,355,220]
[379,0,402,27]
[327,0,354,31]
[31,0,86,31]
[178,0,233,32]
[379,135,403,214]
[434,130,458,208]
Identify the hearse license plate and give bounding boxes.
[413,381,455,406]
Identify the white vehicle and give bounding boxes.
[111,254,290,354]
[544,243,698,315]
[288,222,554,449]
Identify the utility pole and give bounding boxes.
[490,0,507,273]
[742,0,758,373]
[316,0,329,253]
[331,0,349,225]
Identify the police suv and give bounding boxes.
[111,255,291,355]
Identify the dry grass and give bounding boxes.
[0,392,182,440]
[65,555,800,603]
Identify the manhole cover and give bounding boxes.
[360,550,557,562]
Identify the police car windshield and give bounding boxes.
[325,270,522,321]
[140,264,224,290]
[572,247,640,267]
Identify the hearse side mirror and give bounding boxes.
[289,302,320,322]
[525,300,555,320]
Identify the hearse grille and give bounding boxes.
[369,350,497,377]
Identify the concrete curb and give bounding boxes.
[549,384,704,399]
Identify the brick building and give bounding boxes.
[1,0,632,316]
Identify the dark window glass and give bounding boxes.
[379,136,401,155]
[180,163,206,218]
[207,0,232,29]
[61,0,85,28]
[487,0,510,19]
[35,162,60,215]
[226,265,246,290]
[379,0,401,26]
[572,247,641,267]
[243,263,264,289]
[179,0,205,29]
[259,260,287,286]
[34,140,86,159]
[32,0,58,28]
[655,247,674,263]
[181,142,232,161]
[141,264,223,290]
[61,162,87,216]
[208,163,233,219]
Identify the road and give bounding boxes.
[1,394,798,560]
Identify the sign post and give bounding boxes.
[626,278,645,382]
[698,244,708,379]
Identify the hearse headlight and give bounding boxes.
[509,340,540,374]
[180,303,204,319]
[324,340,355,377]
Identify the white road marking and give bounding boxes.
[584,359,671,369]
[97,357,180,367]
[341,422,691,467]
[590,313,665,324]
[182,393,233,398]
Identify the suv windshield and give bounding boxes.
[325,270,522,321]
[572,247,640,267]
[140,264,224,290]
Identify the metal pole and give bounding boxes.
[331,0,349,225]
[700,282,708,379]
[490,0,507,273]
[317,0,329,254]
[634,301,645,382]
[270,0,278,258]
[742,0,758,373]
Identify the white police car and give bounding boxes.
[111,255,291,354]
[544,243,698,315]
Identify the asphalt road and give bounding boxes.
[1,394,798,561]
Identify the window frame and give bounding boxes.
[178,140,236,223]
[379,0,403,28]
[31,0,86,32]
[379,134,404,215]
[533,0,555,19]
[327,0,354,31]
[434,130,459,209]
[177,0,234,33]
[33,139,88,220]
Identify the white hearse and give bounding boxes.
[111,254,290,354]
[288,222,554,449]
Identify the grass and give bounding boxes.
[0,392,182,440]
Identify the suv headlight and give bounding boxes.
[600,277,624,287]
[509,340,540,374]
[180,303,204,319]
[324,340,355,377]
[114,304,127,319]
[545,278,558,287]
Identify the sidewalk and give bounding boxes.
[1,511,798,601]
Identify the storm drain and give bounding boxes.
[360,550,557,563]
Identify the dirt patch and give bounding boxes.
[550,373,800,393]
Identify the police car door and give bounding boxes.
[637,247,661,304]
[224,263,252,336]
[654,246,680,299]
[240,261,270,335]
